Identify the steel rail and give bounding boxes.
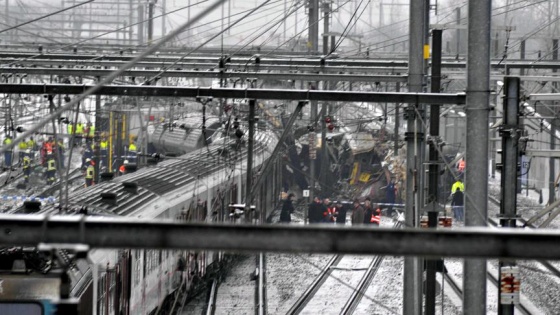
[340,221,402,314]
[286,254,344,314]
[487,195,560,279]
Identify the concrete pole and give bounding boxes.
[464,0,492,314]
[404,0,425,312]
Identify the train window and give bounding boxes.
[0,302,44,315]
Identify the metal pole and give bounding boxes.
[161,0,166,38]
[404,0,425,311]
[425,29,443,315]
[549,39,558,205]
[456,7,461,57]
[464,0,492,313]
[308,0,319,53]
[148,0,154,45]
[94,77,101,184]
[394,82,400,157]
[245,99,256,223]
[323,2,329,55]
[497,76,520,315]
[137,4,144,45]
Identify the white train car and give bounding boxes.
[13,125,281,315]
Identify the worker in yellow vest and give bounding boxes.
[100,138,108,168]
[22,152,32,184]
[75,122,84,144]
[18,139,28,162]
[85,159,95,187]
[128,141,137,163]
[46,155,56,185]
[67,122,74,135]
[3,135,13,167]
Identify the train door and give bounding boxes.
[97,263,117,315]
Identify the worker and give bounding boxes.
[27,137,36,156]
[18,138,28,162]
[457,157,466,173]
[351,199,365,226]
[451,178,464,194]
[100,138,108,168]
[22,151,32,184]
[75,121,84,144]
[369,203,382,226]
[321,198,335,223]
[67,121,74,135]
[46,154,56,185]
[119,160,128,175]
[82,145,93,169]
[57,139,65,169]
[128,141,137,163]
[334,200,347,224]
[451,185,464,222]
[85,159,95,187]
[3,135,13,167]
[87,122,95,138]
[308,196,323,224]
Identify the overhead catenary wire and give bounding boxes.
[0,0,228,155]
[0,0,94,35]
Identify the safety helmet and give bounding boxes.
[85,158,91,163]
[25,149,31,154]
[123,160,129,165]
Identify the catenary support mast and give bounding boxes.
[464,0,492,313]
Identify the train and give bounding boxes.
[0,122,282,315]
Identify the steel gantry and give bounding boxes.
[0,67,407,83]
[1,214,560,260]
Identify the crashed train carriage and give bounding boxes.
[3,126,281,315]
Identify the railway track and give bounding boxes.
[287,221,401,315]
[437,195,551,314]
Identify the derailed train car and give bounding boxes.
[3,125,281,314]
[150,114,222,156]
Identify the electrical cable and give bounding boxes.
[0,0,94,35]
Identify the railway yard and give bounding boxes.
[2,1,560,315]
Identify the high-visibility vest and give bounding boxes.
[370,208,381,224]
[27,139,35,149]
[451,181,464,193]
[119,165,125,174]
[23,157,30,168]
[18,142,27,150]
[76,123,84,134]
[129,143,137,152]
[100,140,108,149]
[86,165,94,179]
[3,138,12,145]
[47,159,56,171]
[88,126,95,137]
[68,124,74,134]
[45,142,53,155]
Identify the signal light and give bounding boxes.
[327,124,335,131]
[325,116,332,124]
